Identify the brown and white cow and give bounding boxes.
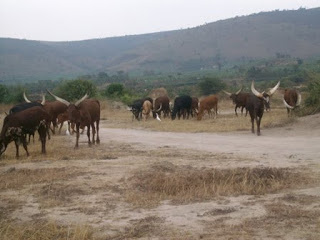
[47,90,100,148]
[197,95,218,120]
[283,89,301,116]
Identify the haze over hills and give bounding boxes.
[0,7,319,83]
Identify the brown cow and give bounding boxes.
[197,95,218,120]
[283,89,301,116]
[152,96,170,120]
[0,106,50,158]
[142,100,152,121]
[223,87,249,116]
[248,81,280,136]
[47,91,100,148]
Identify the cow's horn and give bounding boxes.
[41,94,45,105]
[283,98,294,109]
[156,104,162,112]
[222,90,231,96]
[268,81,280,96]
[235,86,243,95]
[75,93,89,106]
[296,92,302,106]
[46,89,70,106]
[251,81,263,98]
[23,92,31,103]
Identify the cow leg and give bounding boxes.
[235,106,238,117]
[249,112,255,134]
[96,120,100,144]
[256,116,261,136]
[91,123,96,144]
[75,123,80,148]
[87,124,92,146]
[58,122,63,134]
[22,138,29,156]
[38,126,47,154]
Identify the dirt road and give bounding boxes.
[102,113,320,168]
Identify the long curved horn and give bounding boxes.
[283,99,294,109]
[267,81,280,96]
[235,86,243,95]
[23,92,31,103]
[296,92,302,106]
[41,94,45,105]
[75,93,89,106]
[251,81,263,98]
[46,89,70,106]
[156,104,162,112]
[222,90,232,96]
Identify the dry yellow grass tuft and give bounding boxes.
[126,163,313,207]
[0,220,94,240]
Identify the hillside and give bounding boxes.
[0,7,319,83]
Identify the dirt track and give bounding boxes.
[102,113,320,168]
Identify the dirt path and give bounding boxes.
[101,114,320,168]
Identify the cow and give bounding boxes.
[152,96,170,120]
[191,97,199,118]
[47,90,100,148]
[247,81,280,136]
[24,92,67,134]
[9,93,45,114]
[128,97,153,121]
[223,87,249,116]
[171,95,192,120]
[142,100,152,121]
[197,95,219,120]
[283,89,301,116]
[0,106,50,158]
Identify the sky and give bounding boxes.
[0,0,319,42]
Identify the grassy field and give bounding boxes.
[0,93,319,239]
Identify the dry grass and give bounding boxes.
[0,167,84,190]
[126,163,314,207]
[0,220,94,240]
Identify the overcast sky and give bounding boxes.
[0,0,319,42]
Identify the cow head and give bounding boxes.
[152,104,162,119]
[127,105,142,120]
[251,81,280,110]
[24,92,45,105]
[223,87,242,104]
[46,90,88,123]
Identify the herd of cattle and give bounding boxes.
[0,81,301,158]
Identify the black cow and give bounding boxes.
[9,93,45,114]
[247,81,280,136]
[0,106,50,158]
[171,95,192,120]
[128,97,153,121]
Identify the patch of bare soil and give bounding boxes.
[0,113,320,239]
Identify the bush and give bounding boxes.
[104,83,124,97]
[198,77,225,95]
[53,79,97,101]
[305,78,320,113]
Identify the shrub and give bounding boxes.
[53,79,97,101]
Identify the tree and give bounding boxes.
[104,83,124,97]
[54,79,97,101]
[198,77,225,95]
[0,84,8,103]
